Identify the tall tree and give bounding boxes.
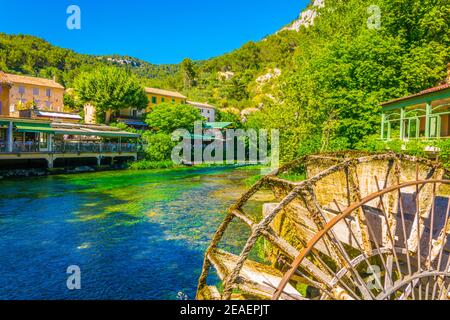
[145,103,204,134]
[74,66,148,124]
[181,58,197,89]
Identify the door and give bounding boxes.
[39,133,49,152]
[408,118,419,139]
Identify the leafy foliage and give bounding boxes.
[145,103,204,133]
[74,66,148,123]
[247,0,449,162]
[1,0,449,164]
[0,33,179,88]
[141,133,177,162]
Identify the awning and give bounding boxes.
[15,122,55,134]
[53,127,139,138]
[118,119,148,127]
[35,111,82,120]
[185,134,218,140]
[204,122,233,129]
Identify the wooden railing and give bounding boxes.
[0,142,138,154]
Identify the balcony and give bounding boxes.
[0,141,138,154]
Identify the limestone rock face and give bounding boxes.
[280,0,325,32]
[256,68,281,84]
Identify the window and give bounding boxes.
[33,88,39,95]
[152,96,157,104]
[429,116,439,138]
[161,98,165,103]
[46,101,52,109]
[172,99,175,103]
[46,89,52,97]
[18,86,25,95]
[410,119,418,139]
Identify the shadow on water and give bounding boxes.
[0,166,261,300]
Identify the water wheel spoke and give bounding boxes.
[425,183,437,270]
[432,200,450,267]
[199,153,450,301]
[384,255,394,291]
[399,279,420,300]
[309,250,361,300]
[347,165,373,254]
[374,175,403,282]
[333,200,385,294]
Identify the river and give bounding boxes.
[0,167,265,300]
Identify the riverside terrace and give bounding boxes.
[0,117,139,169]
[381,83,450,141]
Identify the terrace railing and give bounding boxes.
[0,142,7,153]
[54,142,137,153]
[0,142,138,154]
[12,142,40,153]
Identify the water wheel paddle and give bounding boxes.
[197,152,450,300]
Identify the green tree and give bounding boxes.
[74,66,148,124]
[142,132,176,162]
[253,0,449,161]
[181,58,197,89]
[217,109,243,129]
[145,103,204,134]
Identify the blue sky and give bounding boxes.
[0,0,308,64]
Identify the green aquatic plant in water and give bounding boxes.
[0,166,268,299]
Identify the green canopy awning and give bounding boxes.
[15,122,55,134]
[185,134,218,140]
[204,122,233,129]
[53,128,139,138]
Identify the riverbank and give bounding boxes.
[0,164,128,180]
[0,160,269,180]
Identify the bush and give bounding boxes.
[129,160,175,170]
[146,103,204,134]
[435,139,450,170]
[143,132,176,162]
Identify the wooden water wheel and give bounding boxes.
[196,152,450,300]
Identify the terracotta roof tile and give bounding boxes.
[381,83,450,106]
[0,71,12,85]
[3,73,65,89]
[187,101,216,109]
[145,87,187,100]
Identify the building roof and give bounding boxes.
[0,72,64,89]
[144,87,187,100]
[51,122,139,138]
[0,72,12,86]
[0,117,139,138]
[187,101,216,109]
[381,83,450,107]
[34,111,82,120]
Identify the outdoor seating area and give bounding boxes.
[381,83,450,141]
[0,117,140,168]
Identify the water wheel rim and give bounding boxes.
[273,179,450,300]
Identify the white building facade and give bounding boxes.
[187,101,216,122]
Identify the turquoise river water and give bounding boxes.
[0,167,264,300]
